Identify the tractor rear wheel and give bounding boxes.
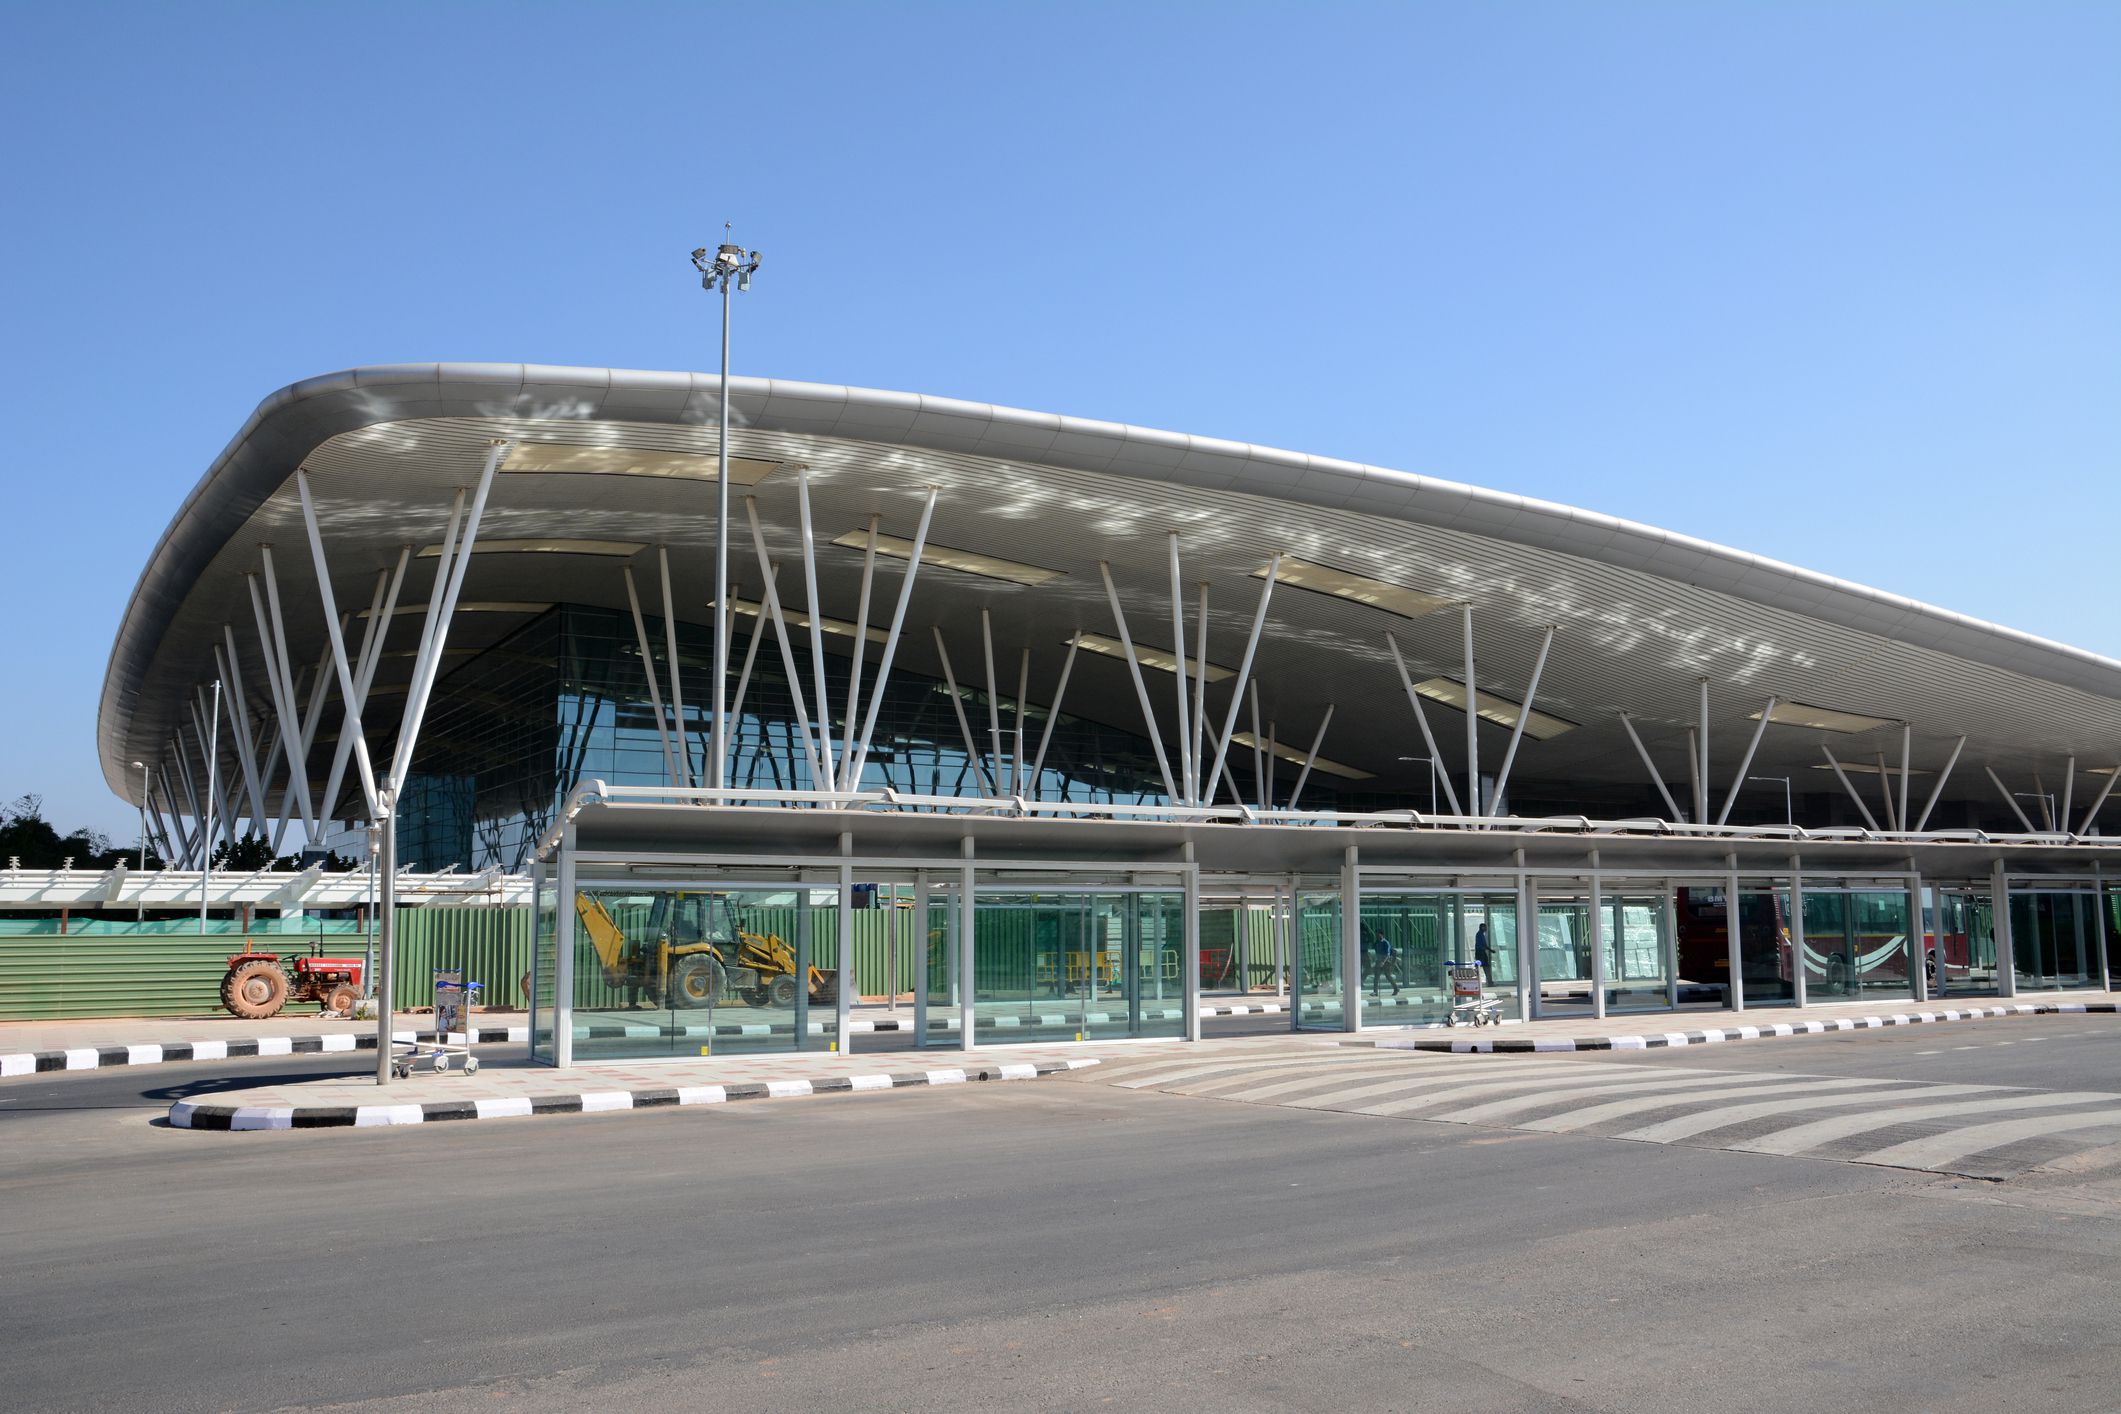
[223,960,290,1020]
[667,954,725,1009]
[322,984,359,1015]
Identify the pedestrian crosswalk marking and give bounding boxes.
[1505,1077,1905,1133]
[1357,1068,1784,1121]
[1729,1091,2121,1157]
[1859,1110,2121,1171]
[1277,1061,1653,1113]
[1616,1084,1995,1143]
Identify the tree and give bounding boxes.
[1,795,155,870]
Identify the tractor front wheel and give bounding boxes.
[223,960,290,1020]
[667,954,725,1009]
[322,984,359,1015]
[768,975,799,1011]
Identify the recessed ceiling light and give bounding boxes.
[358,601,551,618]
[501,444,780,483]
[1412,677,1575,740]
[1750,701,1896,734]
[1252,557,1451,620]
[728,598,888,645]
[1227,731,1374,780]
[834,529,1064,586]
[416,539,644,558]
[1807,762,1929,777]
[1071,632,1234,682]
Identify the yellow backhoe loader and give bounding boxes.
[575,891,838,1010]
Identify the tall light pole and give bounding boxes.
[131,760,147,866]
[1747,774,1793,827]
[691,229,762,796]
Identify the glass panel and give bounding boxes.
[1675,885,1796,1007]
[1534,898,1592,1015]
[568,886,837,1059]
[1356,892,1519,1026]
[1604,892,1672,1012]
[1293,890,1343,1030]
[1738,887,1796,1005]
[1801,889,1913,1001]
[922,891,956,1047]
[968,891,1185,1042]
[531,871,557,1061]
[1932,891,2001,996]
[2011,890,2102,991]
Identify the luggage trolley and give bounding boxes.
[1445,962,1503,1027]
[391,970,484,1078]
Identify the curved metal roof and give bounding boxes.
[99,363,2121,817]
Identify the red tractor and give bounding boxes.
[220,943,367,1020]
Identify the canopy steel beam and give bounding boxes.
[1822,746,1882,831]
[248,567,315,835]
[318,551,410,830]
[930,628,995,797]
[1617,713,1686,822]
[1386,632,1463,817]
[1168,533,1195,803]
[1285,705,1335,812]
[1025,634,1081,798]
[980,608,1006,799]
[1715,696,1777,827]
[839,514,880,788]
[1913,735,1967,834]
[1490,624,1557,825]
[1986,765,2041,834]
[2079,764,2121,835]
[743,498,827,792]
[622,565,683,787]
[1096,560,1180,804]
[295,470,382,823]
[1462,605,1480,818]
[793,467,838,793]
[656,546,694,789]
[844,486,937,791]
[1202,554,1280,817]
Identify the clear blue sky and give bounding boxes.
[2,2,2115,841]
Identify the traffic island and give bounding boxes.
[167,1053,1104,1131]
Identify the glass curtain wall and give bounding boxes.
[1293,889,1344,1030]
[2010,888,2106,991]
[968,889,1185,1042]
[531,868,557,1062]
[1799,886,1913,1002]
[1932,889,2001,996]
[1534,884,1675,1014]
[1356,891,1519,1026]
[564,885,838,1060]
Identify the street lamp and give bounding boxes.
[1747,774,1793,827]
[130,760,147,866]
[691,228,762,797]
[2015,791,2060,832]
[1397,755,1439,816]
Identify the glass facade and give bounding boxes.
[966,890,1186,1042]
[388,605,1198,874]
[1800,888,1913,1002]
[1355,891,1519,1026]
[2009,889,2105,991]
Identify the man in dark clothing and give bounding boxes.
[1362,925,1400,997]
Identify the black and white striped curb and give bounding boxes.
[1358,1001,2119,1054]
[0,1026,531,1078]
[168,1057,1103,1131]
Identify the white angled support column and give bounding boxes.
[1385,633,1462,817]
[295,470,382,822]
[317,552,410,834]
[1286,705,1335,811]
[1900,724,1916,835]
[845,487,938,789]
[390,441,506,802]
[656,546,694,789]
[1025,634,1082,795]
[1909,859,1928,1004]
[1096,561,1179,804]
[1618,713,1686,822]
[1824,746,1883,831]
[1716,696,1778,827]
[1190,582,1210,807]
[793,467,838,792]
[839,515,881,786]
[622,566,683,787]
[1489,625,1556,823]
[1992,858,2016,997]
[1203,555,1281,816]
[1985,765,2039,834]
[1461,605,1480,818]
[980,609,1006,797]
[1167,533,1195,803]
[744,498,828,793]
[214,639,267,835]
[837,832,855,1053]
[2078,761,2121,835]
[931,629,995,797]
[554,820,576,1068]
[1914,735,1968,833]
[248,564,316,837]
[1695,678,1711,826]
[1183,842,1201,1041]
[1588,851,1608,1022]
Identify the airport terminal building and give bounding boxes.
[93,364,2121,1061]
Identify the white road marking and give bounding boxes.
[1514,1078,1898,1133]
[1861,1110,2121,1171]
[1365,1069,1788,1122]
[1616,1083,1994,1144]
[1730,1092,2120,1156]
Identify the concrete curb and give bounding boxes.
[1354,1002,2118,1054]
[0,1027,527,1078]
[167,1057,1103,1131]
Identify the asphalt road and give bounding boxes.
[3,1020,2117,1413]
